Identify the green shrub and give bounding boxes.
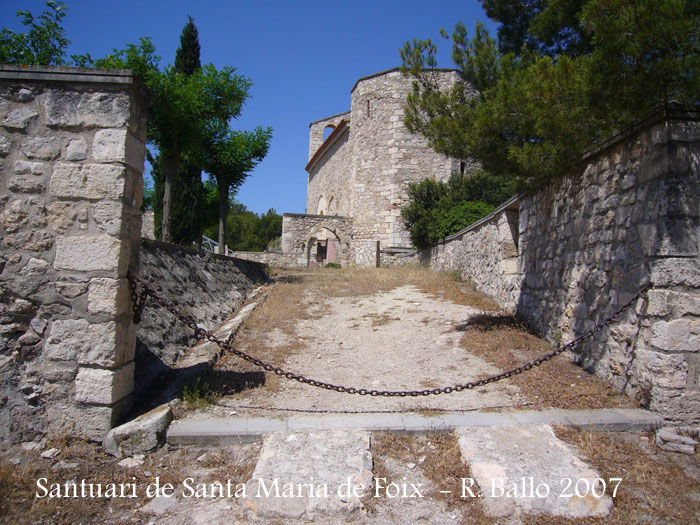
[181,377,216,408]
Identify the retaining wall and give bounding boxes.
[518,112,700,424]
[135,239,266,403]
[419,109,700,424]
[419,197,521,310]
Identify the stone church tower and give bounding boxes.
[283,68,465,267]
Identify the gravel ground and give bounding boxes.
[208,284,527,416]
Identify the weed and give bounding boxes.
[182,376,217,408]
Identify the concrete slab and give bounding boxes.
[243,430,373,520]
[166,408,663,446]
[456,424,613,519]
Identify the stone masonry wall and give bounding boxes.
[421,197,521,310]
[518,113,700,424]
[0,66,148,442]
[281,213,353,267]
[229,250,298,268]
[415,111,699,424]
[349,69,462,251]
[307,126,352,216]
[135,239,266,402]
[308,111,350,162]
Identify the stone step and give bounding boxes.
[457,424,613,519]
[243,430,373,521]
[167,408,662,446]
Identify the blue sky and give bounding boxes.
[1,1,498,215]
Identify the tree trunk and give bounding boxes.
[161,153,178,243]
[217,179,228,255]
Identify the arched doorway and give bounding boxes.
[306,227,342,267]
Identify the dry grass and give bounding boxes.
[545,427,700,524]
[0,436,194,524]
[370,431,491,523]
[201,448,258,484]
[459,317,637,410]
[301,267,501,310]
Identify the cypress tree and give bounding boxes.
[175,16,201,75]
[154,15,206,246]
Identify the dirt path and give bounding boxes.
[217,284,523,414]
[189,267,636,417]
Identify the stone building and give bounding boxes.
[281,68,466,267]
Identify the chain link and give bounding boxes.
[128,275,651,397]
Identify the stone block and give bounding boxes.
[2,107,38,130]
[19,257,49,276]
[0,134,11,156]
[74,361,134,405]
[65,136,88,161]
[45,318,134,367]
[92,200,124,235]
[55,281,88,299]
[92,129,126,163]
[650,259,700,288]
[44,90,129,128]
[92,130,145,171]
[42,360,78,383]
[636,348,688,388]
[21,136,60,160]
[103,405,172,457]
[87,278,130,316]
[650,387,700,425]
[46,201,88,233]
[8,175,44,194]
[49,163,126,200]
[650,319,700,352]
[46,401,127,442]
[0,199,28,232]
[646,289,700,317]
[54,235,123,273]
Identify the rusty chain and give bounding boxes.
[128,276,651,397]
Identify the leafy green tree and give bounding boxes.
[0,1,70,65]
[401,171,513,248]
[91,39,252,242]
[202,202,282,252]
[478,0,591,56]
[582,0,700,129]
[402,0,699,190]
[203,126,273,254]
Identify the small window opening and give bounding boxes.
[367,99,370,118]
[459,161,467,175]
[323,125,335,141]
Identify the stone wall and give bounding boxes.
[135,239,266,402]
[419,197,521,310]
[307,124,352,217]
[349,69,462,251]
[229,250,298,268]
[518,111,700,424]
[281,213,353,267]
[0,66,148,442]
[308,111,350,162]
[416,110,700,424]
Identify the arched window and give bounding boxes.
[323,125,335,141]
[317,195,327,215]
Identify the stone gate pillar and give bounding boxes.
[0,65,149,442]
